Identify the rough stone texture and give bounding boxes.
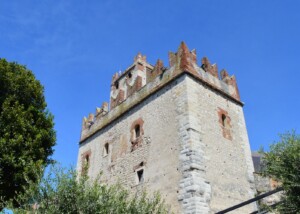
[78,77,183,212]
[77,43,257,213]
[252,153,282,208]
[184,76,256,213]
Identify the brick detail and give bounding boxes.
[201,57,219,78]
[130,118,144,152]
[146,59,164,83]
[168,52,177,67]
[81,149,91,175]
[112,72,119,84]
[169,42,198,76]
[137,63,144,71]
[80,42,244,144]
[220,69,241,100]
[179,42,197,74]
[110,89,125,109]
[134,53,147,63]
[96,102,109,119]
[82,117,88,130]
[127,75,143,97]
[218,108,232,140]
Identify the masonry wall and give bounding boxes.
[78,74,256,213]
[77,76,186,213]
[183,76,256,213]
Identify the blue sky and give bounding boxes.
[1,0,299,167]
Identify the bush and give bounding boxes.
[262,131,300,213]
[1,165,169,214]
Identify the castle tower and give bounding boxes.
[77,42,256,213]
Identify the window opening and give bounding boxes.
[221,114,227,127]
[82,154,90,175]
[137,169,144,184]
[135,125,140,138]
[103,143,109,156]
[128,72,132,78]
[114,81,119,89]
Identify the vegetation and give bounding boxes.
[262,131,300,213]
[1,165,169,214]
[0,59,56,203]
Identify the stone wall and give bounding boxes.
[184,76,256,213]
[78,76,185,212]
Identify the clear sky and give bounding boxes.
[1,0,299,167]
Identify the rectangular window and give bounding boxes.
[137,169,144,184]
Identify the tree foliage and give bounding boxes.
[0,59,56,202]
[1,165,170,214]
[262,131,300,213]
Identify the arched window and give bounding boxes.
[130,118,144,152]
[81,150,91,176]
[85,155,89,164]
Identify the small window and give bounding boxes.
[82,154,90,175]
[135,125,140,138]
[114,81,119,89]
[137,169,144,184]
[128,72,132,78]
[221,114,227,127]
[85,155,89,164]
[103,143,109,156]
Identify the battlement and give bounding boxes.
[80,42,242,143]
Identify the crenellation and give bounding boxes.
[126,75,143,97]
[87,113,94,125]
[95,102,109,118]
[110,89,125,109]
[190,49,197,64]
[220,69,240,100]
[169,42,198,76]
[201,57,219,78]
[82,117,87,130]
[112,72,119,84]
[146,59,164,83]
[104,42,242,128]
[134,52,147,64]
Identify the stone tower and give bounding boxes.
[77,42,256,213]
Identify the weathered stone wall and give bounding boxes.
[78,74,256,213]
[184,76,256,213]
[78,76,185,212]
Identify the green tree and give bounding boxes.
[0,59,56,203]
[1,165,169,214]
[262,131,300,213]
